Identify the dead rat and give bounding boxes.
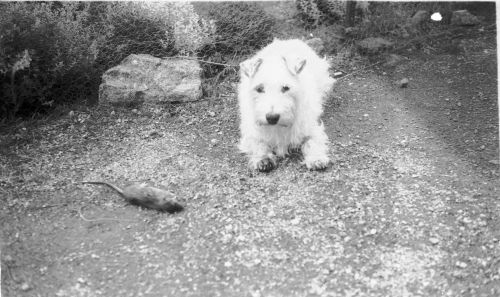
[81,181,184,213]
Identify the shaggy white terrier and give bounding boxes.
[238,38,335,172]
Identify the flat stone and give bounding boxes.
[451,10,480,26]
[410,10,430,27]
[384,54,406,67]
[99,54,202,105]
[357,37,394,54]
[399,78,409,88]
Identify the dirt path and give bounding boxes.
[1,25,499,297]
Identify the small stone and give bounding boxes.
[20,282,31,291]
[333,72,344,78]
[110,110,115,116]
[399,78,409,88]
[457,102,462,107]
[429,237,439,245]
[479,145,485,150]
[132,109,138,114]
[210,139,218,145]
[149,131,161,138]
[357,37,394,54]
[431,12,443,22]
[384,54,405,67]
[368,229,377,235]
[69,110,75,117]
[4,255,14,263]
[291,217,301,225]
[207,111,216,117]
[77,277,86,284]
[456,261,468,268]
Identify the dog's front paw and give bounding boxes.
[254,157,275,172]
[305,156,330,171]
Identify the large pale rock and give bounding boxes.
[99,54,202,105]
[357,37,394,55]
[451,10,480,26]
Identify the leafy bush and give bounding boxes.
[0,2,98,118]
[194,2,276,95]
[203,2,275,58]
[295,0,323,29]
[94,2,215,70]
[0,1,277,118]
[167,3,216,55]
[348,2,456,39]
[0,2,217,119]
[93,2,176,72]
[354,2,411,38]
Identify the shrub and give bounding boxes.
[194,2,276,96]
[94,3,176,72]
[0,1,216,119]
[201,2,275,59]
[94,2,216,70]
[166,3,216,55]
[347,2,456,39]
[0,2,98,118]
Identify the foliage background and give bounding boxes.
[0,1,274,119]
[1,1,495,120]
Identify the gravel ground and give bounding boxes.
[1,21,499,297]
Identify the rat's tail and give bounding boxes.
[81,181,124,197]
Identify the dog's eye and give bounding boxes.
[255,86,264,93]
[282,85,290,92]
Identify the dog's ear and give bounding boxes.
[282,56,306,75]
[240,58,263,78]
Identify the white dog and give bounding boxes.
[238,38,335,172]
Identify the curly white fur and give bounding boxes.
[238,38,335,171]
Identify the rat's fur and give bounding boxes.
[82,181,183,213]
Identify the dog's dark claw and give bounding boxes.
[257,158,275,172]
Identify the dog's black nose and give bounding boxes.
[266,113,280,125]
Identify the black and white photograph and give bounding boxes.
[0,0,498,296]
